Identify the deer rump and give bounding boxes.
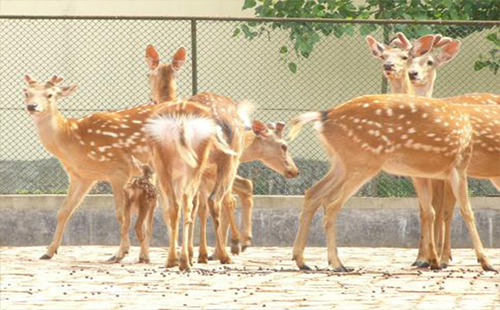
[145,105,235,169]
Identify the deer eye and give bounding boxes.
[281,144,288,152]
[401,56,408,60]
[427,60,434,66]
[47,94,53,99]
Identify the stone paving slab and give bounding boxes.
[0,246,499,309]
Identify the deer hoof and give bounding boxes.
[40,253,53,260]
[198,253,208,264]
[138,257,150,264]
[298,264,312,271]
[414,260,430,268]
[440,262,449,269]
[332,266,353,272]
[231,242,240,255]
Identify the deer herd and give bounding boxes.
[23,32,499,272]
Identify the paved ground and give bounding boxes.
[0,246,499,310]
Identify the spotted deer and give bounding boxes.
[123,156,157,263]
[24,47,186,262]
[366,33,500,269]
[145,96,249,271]
[191,118,299,264]
[289,94,498,272]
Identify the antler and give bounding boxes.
[391,32,412,50]
[45,75,64,88]
[24,75,37,85]
[432,34,453,48]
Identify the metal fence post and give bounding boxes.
[191,18,198,96]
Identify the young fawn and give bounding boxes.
[123,156,157,263]
[25,46,186,262]
[289,93,498,272]
[366,33,500,268]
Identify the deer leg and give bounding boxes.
[440,182,456,269]
[413,177,440,270]
[225,195,241,255]
[293,167,342,270]
[41,176,94,259]
[187,195,199,265]
[232,176,254,251]
[413,179,444,268]
[197,192,209,264]
[179,193,194,271]
[139,201,155,264]
[323,169,378,272]
[448,170,497,272]
[135,201,148,263]
[108,178,132,263]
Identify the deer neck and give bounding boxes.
[240,131,260,163]
[388,73,415,95]
[31,110,71,156]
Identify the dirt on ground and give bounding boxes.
[0,246,499,309]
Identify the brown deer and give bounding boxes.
[366,33,500,268]
[289,93,498,272]
[145,96,249,271]
[123,156,157,263]
[25,47,186,262]
[190,118,299,264]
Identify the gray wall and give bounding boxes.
[1,195,499,249]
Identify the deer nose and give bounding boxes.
[409,71,419,80]
[26,103,37,112]
[383,64,395,71]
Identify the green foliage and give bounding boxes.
[236,0,500,73]
[475,31,500,75]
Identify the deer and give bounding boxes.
[24,46,187,263]
[289,93,498,272]
[145,95,250,271]
[123,156,157,263]
[366,32,500,269]
[145,46,300,256]
[188,116,299,264]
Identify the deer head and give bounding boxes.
[366,33,435,84]
[146,45,186,104]
[23,75,78,118]
[407,36,461,91]
[244,120,299,179]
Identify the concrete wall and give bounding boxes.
[1,195,499,249]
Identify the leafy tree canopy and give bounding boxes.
[235,0,500,73]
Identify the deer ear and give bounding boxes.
[131,155,144,171]
[252,120,270,137]
[275,122,285,137]
[146,45,160,70]
[57,84,78,97]
[435,40,461,66]
[366,36,385,58]
[410,34,435,58]
[171,47,186,71]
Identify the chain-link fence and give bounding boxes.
[0,16,499,197]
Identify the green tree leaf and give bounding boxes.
[288,62,298,73]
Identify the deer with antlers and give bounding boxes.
[24,46,186,262]
[289,93,498,272]
[366,32,500,269]
[183,94,299,263]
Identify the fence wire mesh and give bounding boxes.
[0,16,499,197]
